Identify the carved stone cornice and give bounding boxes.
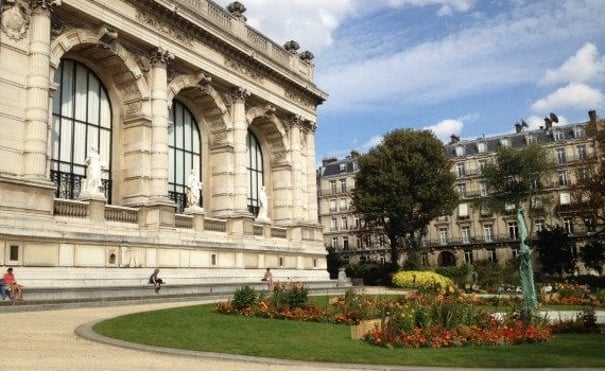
[224,56,264,82]
[285,89,315,109]
[135,8,193,48]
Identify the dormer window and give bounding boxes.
[573,126,585,139]
[525,135,536,144]
[455,146,465,157]
[553,130,564,141]
[339,163,346,172]
[500,138,511,147]
[477,142,487,153]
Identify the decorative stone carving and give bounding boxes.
[135,54,151,72]
[135,10,193,47]
[230,86,250,102]
[150,47,174,66]
[283,40,300,54]
[1,0,31,41]
[97,26,118,50]
[31,0,60,10]
[224,57,264,82]
[285,89,314,109]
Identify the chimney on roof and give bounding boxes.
[322,157,338,167]
[588,109,597,124]
[544,117,552,130]
[515,123,522,133]
[350,150,360,158]
[450,134,460,144]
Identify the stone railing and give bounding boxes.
[204,217,226,232]
[53,199,88,218]
[172,0,312,79]
[253,224,263,236]
[105,205,139,224]
[271,227,287,239]
[175,214,194,229]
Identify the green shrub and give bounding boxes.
[435,264,472,287]
[272,281,309,309]
[232,285,258,310]
[392,270,454,291]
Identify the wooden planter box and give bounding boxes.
[350,318,382,340]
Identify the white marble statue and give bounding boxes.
[256,185,269,222]
[83,147,103,196]
[186,169,202,208]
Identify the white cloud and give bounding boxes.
[215,0,358,52]
[540,43,605,86]
[423,119,464,143]
[363,135,384,149]
[386,0,475,16]
[530,83,604,112]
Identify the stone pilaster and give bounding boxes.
[305,122,319,223]
[149,47,173,203]
[289,115,304,221]
[230,87,251,216]
[22,1,55,179]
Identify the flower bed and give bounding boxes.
[216,282,558,348]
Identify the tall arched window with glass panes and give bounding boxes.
[168,100,201,213]
[50,59,112,201]
[247,131,264,216]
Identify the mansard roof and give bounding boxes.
[445,121,590,159]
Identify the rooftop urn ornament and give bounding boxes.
[299,50,314,62]
[284,40,300,54]
[226,1,246,20]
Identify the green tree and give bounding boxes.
[535,225,576,276]
[579,240,605,275]
[352,129,458,266]
[479,143,556,231]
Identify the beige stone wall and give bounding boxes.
[0,0,329,287]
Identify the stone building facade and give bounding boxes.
[318,112,603,271]
[0,0,329,287]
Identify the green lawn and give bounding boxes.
[93,303,605,368]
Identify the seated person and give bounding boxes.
[0,278,9,301]
[2,267,22,300]
[149,268,163,293]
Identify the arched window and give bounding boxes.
[247,131,264,216]
[50,59,112,201]
[168,100,201,213]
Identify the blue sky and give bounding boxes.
[215,0,605,161]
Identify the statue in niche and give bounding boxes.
[256,185,270,222]
[82,147,104,197]
[186,169,202,208]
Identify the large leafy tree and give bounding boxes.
[352,129,458,266]
[579,240,605,275]
[479,143,556,235]
[535,225,576,276]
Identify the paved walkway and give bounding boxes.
[2,296,604,371]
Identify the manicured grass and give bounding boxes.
[93,303,605,368]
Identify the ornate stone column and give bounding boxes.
[22,0,57,179]
[138,48,175,228]
[289,115,304,222]
[230,87,251,216]
[149,47,172,203]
